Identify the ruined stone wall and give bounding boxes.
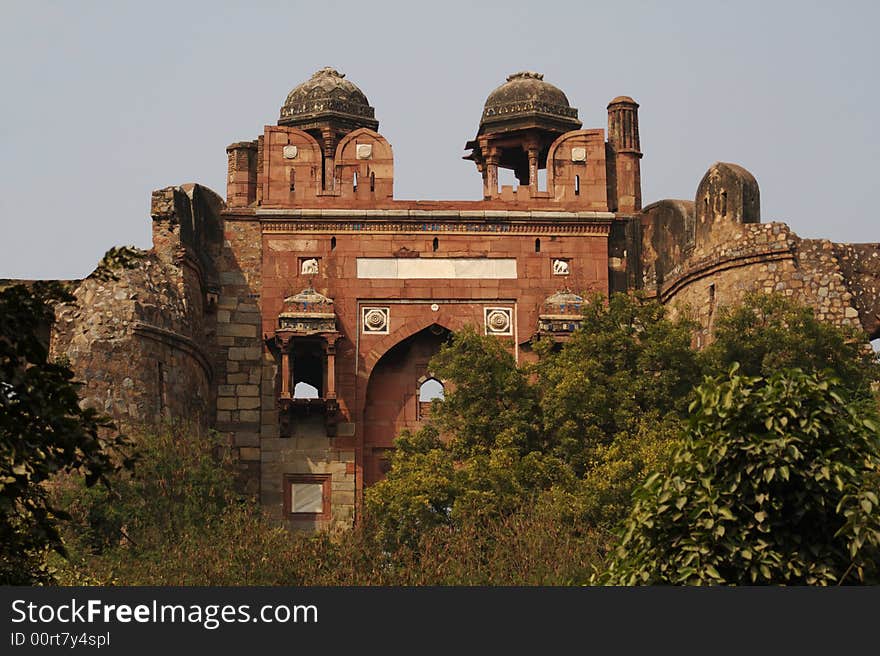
[656,221,861,345]
[833,243,880,339]
[50,253,212,429]
[49,183,223,433]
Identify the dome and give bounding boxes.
[279,67,378,130]
[608,95,638,107]
[480,71,580,131]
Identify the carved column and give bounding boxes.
[278,335,293,399]
[324,335,338,400]
[322,128,336,192]
[486,154,499,199]
[527,146,539,196]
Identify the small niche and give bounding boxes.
[370,172,375,192]
[535,238,541,253]
[330,236,337,250]
[574,175,580,196]
[353,171,358,192]
[432,237,439,252]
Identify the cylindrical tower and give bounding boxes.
[607,96,642,213]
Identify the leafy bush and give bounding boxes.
[597,367,880,585]
[0,282,130,584]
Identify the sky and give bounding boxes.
[1,0,878,280]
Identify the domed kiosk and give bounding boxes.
[465,72,582,197]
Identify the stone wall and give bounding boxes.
[653,221,861,346]
[50,252,212,429]
[49,183,223,433]
[213,217,264,496]
[833,243,880,339]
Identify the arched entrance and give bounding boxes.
[362,324,451,486]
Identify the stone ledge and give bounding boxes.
[656,248,796,303]
[132,321,213,383]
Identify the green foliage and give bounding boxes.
[577,415,680,530]
[536,293,699,475]
[703,291,880,400]
[428,325,542,457]
[0,282,131,584]
[92,246,146,282]
[56,422,603,586]
[55,422,245,577]
[597,367,880,585]
[368,296,693,547]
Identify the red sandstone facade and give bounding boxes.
[214,68,643,529]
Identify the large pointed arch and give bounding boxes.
[361,314,470,378]
[360,322,455,487]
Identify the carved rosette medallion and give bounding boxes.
[484,307,513,336]
[362,307,390,334]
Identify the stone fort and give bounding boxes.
[40,67,880,531]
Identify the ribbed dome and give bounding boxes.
[480,71,580,129]
[279,67,377,129]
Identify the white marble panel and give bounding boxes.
[356,258,517,279]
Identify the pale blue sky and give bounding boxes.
[1,0,877,279]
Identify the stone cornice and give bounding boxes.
[132,322,213,383]
[253,209,613,235]
[654,247,795,303]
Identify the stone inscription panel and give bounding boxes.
[356,258,517,279]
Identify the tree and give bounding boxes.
[365,327,568,548]
[367,296,699,546]
[703,291,880,401]
[0,282,130,584]
[535,293,699,477]
[597,367,880,585]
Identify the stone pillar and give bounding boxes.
[486,155,499,200]
[324,335,338,399]
[322,129,336,192]
[527,146,539,196]
[279,336,292,399]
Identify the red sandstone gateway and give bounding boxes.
[48,67,877,532]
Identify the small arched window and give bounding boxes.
[418,377,444,420]
[353,171,358,192]
[330,236,337,250]
[432,237,439,252]
[535,238,541,253]
[370,172,375,192]
[574,175,580,196]
[289,169,295,193]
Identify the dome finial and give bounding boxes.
[507,71,543,82]
[312,67,345,79]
